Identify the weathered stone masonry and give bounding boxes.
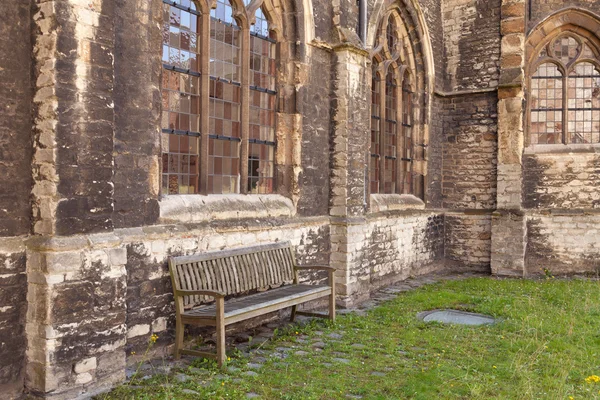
[1,0,600,398]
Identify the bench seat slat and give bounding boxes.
[183,284,330,320]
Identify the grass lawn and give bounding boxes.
[98,277,600,399]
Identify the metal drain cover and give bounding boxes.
[417,309,496,326]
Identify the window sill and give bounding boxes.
[159,194,296,224]
[369,194,425,213]
[524,143,600,155]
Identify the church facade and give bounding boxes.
[1,0,599,397]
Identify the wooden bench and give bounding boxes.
[168,241,336,367]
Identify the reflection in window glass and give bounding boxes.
[383,71,397,194]
[530,63,563,144]
[402,76,413,195]
[161,1,201,194]
[370,64,381,194]
[568,62,600,143]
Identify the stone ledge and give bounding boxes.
[369,194,425,213]
[524,143,600,154]
[159,194,296,224]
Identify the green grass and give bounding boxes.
[97,277,600,399]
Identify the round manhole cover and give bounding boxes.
[417,309,496,326]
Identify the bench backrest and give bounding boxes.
[169,241,297,309]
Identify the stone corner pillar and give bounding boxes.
[329,41,371,307]
[491,0,527,277]
[26,1,127,398]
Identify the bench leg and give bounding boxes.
[290,305,297,322]
[174,316,184,360]
[329,294,336,322]
[328,271,336,322]
[216,297,226,368]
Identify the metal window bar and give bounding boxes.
[209,75,241,87]
[250,85,277,95]
[250,31,277,43]
[162,128,201,137]
[163,64,201,77]
[162,0,201,16]
[208,134,242,142]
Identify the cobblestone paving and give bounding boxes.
[126,272,484,399]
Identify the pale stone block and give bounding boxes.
[75,372,93,384]
[74,357,97,374]
[108,248,127,266]
[152,317,168,333]
[127,324,150,339]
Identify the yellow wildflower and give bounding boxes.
[150,334,159,343]
[585,375,600,384]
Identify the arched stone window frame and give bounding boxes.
[369,7,424,199]
[159,0,294,196]
[525,11,600,148]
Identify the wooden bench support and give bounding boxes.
[169,242,336,368]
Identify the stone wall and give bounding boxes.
[0,1,32,237]
[441,92,498,210]
[528,0,600,30]
[25,217,330,399]
[523,152,600,210]
[442,0,502,91]
[526,214,600,275]
[445,213,492,271]
[331,210,445,306]
[0,239,28,398]
[297,46,333,217]
[112,0,162,228]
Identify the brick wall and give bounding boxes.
[443,0,501,91]
[442,92,498,210]
[0,2,32,237]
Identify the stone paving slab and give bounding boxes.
[125,272,486,389]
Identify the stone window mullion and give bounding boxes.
[395,73,404,194]
[562,71,568,144]
[240,26,251,194]
[378,66,387,190]
[199,12,212,194]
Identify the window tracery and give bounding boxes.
[528,32,600,145]
[370,11,420,197]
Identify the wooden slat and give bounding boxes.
[189,262,203,305]
[242,253,258,291]
[183,284,331,320]
[226,256,241,293]
[252,252,266,289]
[210,259,225,292]
[219,257,232,295]
[284,247,296,281]
[172,241,292,264]
[264,250,277,287]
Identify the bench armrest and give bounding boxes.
[175,289,226,298]
[294,265,336,272]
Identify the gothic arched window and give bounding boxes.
[528,33,600,145]
[161,0,279,195]
[370,11,420,197]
